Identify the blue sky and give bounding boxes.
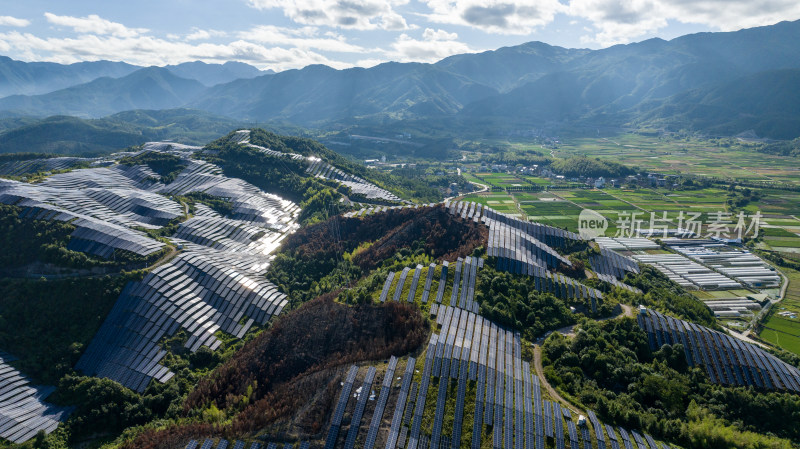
[1,0,799,71]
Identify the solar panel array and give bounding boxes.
[638,309,800,391]
[76,245,289,392]
[0,176,175,258]
[325,365,359,449]
[385,357,416,449]
[68,217,165,258]
[317,308,673,449]
[477,204,581,248]
[306,160,403,203]
[0,354,70,443]
[158,160,300,229]
[590,248,640,280]
[10,148,304,392]
[363,357,398,449]
[173,215,289,255]
[12,184,160,226]
[379,258,482,313]
[0,156,92,177]
[344,366,377,449]
[486,218,572,270]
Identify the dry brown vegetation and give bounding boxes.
[283,205,487,270]
[122,294,428,449]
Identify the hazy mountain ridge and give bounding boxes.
[0,58,267,99]
[1,20,800,138]
[0,67,206,117]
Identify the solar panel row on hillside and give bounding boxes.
[364,357,398,449]
[344,366,377,449]
[0,156,92,177]
[0,355,70,443]
[324,365,359,449]
[638,309,800,392]
[76,247,288,392]
[386,357,416,449]
[590,248,641,280]
[306,160,404,203]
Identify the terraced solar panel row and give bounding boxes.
[435,261,449,303]
[480,205,581,247]
[638,309,800,392]
[39,164,161,190]
[587,410,607,449]
[0,354,70,443]
[449,259,463,307]
[619,427,634,449]
[380,272,395,303]
[457,256,481,312]
[173,215,287,254]
[76,247,289,392]
[344,366,377,449]
[69,217,165,258]
[581,426,592,449]
[325,365,359,449]
[159,160,300,228]
[407,264,424,302]
[0,156,92,177]
[420,263,437,304]
[307,159,403,203]
[364,357,399,449]
[590,248,641,280]
[595,273,642,294]
[386,357,416,449]
[429,375,449,449]
[407,335,437,449]
[393,267,411,302]
[487,218,572,270]
[2,174,159,220]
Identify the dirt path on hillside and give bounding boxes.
[533,345,584,417]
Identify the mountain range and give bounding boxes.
[1,19,800,144]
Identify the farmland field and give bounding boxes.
[554,133,800,185]
[760,266,800,356]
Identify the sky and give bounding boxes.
[0,0,799,72]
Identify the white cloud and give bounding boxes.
[659,0,800,30]
[569,0,800,45]
[240,25,370,53]
[387,28,473,62]
[185,28,227,41]
[44,13,148,38]
[422,28,458,40]
[0,30,350,71]
[0,16,30,27]
[354,57,389,67]
[247,0,412,30]
[421,0,566,34]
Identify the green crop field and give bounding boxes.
[760,266,800,356]
[760,316,800,356]
[554,133,800,185]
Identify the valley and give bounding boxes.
[0,12,799,449]
[0,126,797,449]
